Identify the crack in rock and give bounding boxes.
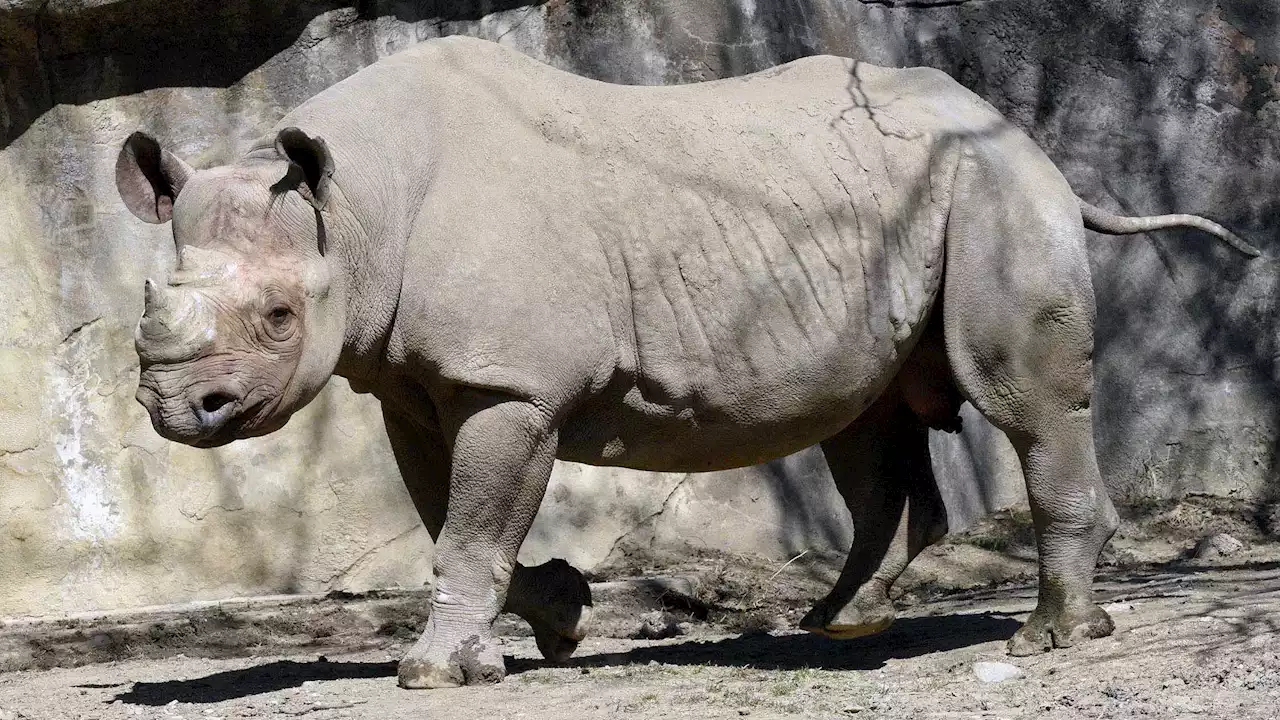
[600,474,692,564]
[60,315,101,345]
[859,0,980,8]
[0,442,41,457]
[325,525,421,586]
[178,503,246,522]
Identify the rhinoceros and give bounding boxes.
[114,36,1256,689]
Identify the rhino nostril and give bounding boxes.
[191,389,240,437]
[202,392,236,415]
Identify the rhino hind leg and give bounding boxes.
[941,148,1119,655]
[382,408,593,672]
[799,390,948,640]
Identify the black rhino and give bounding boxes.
[115,36,1256,689]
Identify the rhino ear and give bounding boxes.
[274,127,334,211]
[116,131,194,224]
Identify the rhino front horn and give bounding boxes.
[143,278,169,316]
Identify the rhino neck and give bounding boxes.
[319,154,422,392]
[262,58,440,392]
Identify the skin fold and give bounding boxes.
[115,36,1255,689]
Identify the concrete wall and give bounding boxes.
[0,0,1275,616]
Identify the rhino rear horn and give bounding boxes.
[116,132,194,224]
[274,127,334,211]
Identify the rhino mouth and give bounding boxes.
[189,401,257,448]
[189,396,277,448]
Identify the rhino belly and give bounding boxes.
[557,341,897,473]
[556,217,921,474]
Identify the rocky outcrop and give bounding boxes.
[1,0,1276,616]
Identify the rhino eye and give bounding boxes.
[268,306,292,325]
[264,305,296,339]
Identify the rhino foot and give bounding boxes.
[508,559,594,663]
[398,634,506,689]
[1007,603,1114,656]
[533,628,581,664]
[798,583,896,640]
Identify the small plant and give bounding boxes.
[619,692,661,712]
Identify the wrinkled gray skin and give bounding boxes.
[115,36,1257,689]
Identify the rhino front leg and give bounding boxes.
[383,408,592,667]
[800,392,947,639]
[395,393,560,689]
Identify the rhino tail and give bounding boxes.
[1077,198,1260,258]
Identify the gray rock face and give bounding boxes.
[0,0,1275,616]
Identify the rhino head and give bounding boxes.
[116,129,346,448]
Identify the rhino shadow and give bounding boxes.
[513,611,1023,674]
[111,657,398,706]
[107,611,1020,706]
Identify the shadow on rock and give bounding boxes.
[1,0,555,148]
[514,611,1022,674]
[112,658,396,705]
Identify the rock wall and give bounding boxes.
[0,0,1276,616]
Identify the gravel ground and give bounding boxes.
[0,561,1275,720]
[1,497,1277,719]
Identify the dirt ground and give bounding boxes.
[0,496,1277,719]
